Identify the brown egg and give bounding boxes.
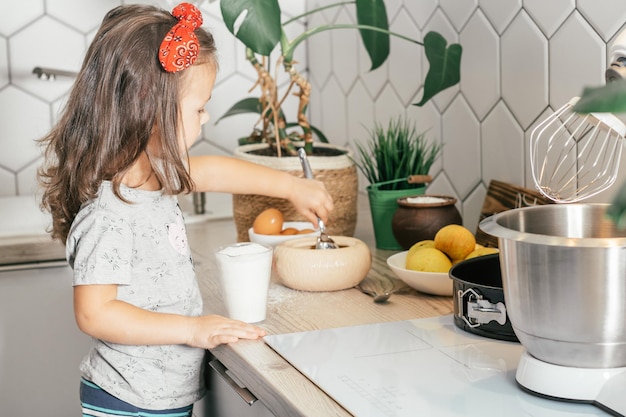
[280,227,299,235]
[297,228,316,234]
[252,208,284,235]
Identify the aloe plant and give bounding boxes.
[216,0,462,157]
[353,116,441,191]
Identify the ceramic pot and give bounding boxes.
[367,185,425,250]
[273,236,371,292]
[391,195,462,250]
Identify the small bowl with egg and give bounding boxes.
[248,208,317,247]
[249,221,318,247]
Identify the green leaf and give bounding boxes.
[607,180,626,229]
[572,80,626,226]
[355,0,390,70]
[215,97,261,124]
[283,122,330,143]
[310,125,329,143]
[220,0,281,56]
[353,117,440,189]
[414,31,462,106]
[572,80,626,113]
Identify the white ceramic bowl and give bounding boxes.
[386,251,453,296]
[248,221,317,247]
[273,236,371,291]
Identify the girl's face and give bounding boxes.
[178,62,217,151]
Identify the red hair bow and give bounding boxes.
[159,2,203,73]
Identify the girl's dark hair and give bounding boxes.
[38,4,217,242]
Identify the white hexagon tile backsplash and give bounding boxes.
[1,0,625,235]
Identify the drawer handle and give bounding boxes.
[209,359,258,405]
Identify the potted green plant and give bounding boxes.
[215,0,462,241]
[353,116,441,249]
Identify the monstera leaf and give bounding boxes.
[221,0,392,70]
[220,0,281,56]
[415,32,463,106]
[355,0,390,70]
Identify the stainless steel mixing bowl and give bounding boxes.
[480,203,626,368]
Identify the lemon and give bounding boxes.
[407,240,435,258]
[434,224,476,261]
[405,247,452,273]
[465,246,499,260]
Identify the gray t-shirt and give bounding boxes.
[66,181,205,409]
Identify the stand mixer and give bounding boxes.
[516,351,626,416]
[530,28,626,203]
[489,30,626,415]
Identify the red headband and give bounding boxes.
[159,2,203,73]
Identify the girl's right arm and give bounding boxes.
[74,284,266,349]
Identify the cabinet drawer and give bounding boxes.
[202,356,274,417]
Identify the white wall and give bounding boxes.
[1,1,626,232]
[304,0,626,233]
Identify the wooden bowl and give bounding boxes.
[273,236,371,291]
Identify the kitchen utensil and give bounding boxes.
[297,148,337,249]
[356,285,391,303]
[449,254,517,342]
[480,203,626,415]
[529,97,626,203]
[367,174,433,190]
[480,203,626,368]
[356,270,412,303]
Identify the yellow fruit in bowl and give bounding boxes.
[407,240,435,258]
[434,224,476,261]
[465,246,499,260]
[405,247,452,273]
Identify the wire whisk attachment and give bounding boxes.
[530,97,626,203]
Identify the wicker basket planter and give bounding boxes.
[232,143,358,242]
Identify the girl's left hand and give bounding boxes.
[188,314,266,349]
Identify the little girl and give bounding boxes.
[38,3,333,416]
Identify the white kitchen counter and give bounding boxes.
[185,194,455,416]
[0,192,233,269]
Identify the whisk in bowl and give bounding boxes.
[530,96,626,203]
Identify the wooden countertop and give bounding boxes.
[186,197,454,416]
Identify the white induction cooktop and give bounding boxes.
[264,315,610,417]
